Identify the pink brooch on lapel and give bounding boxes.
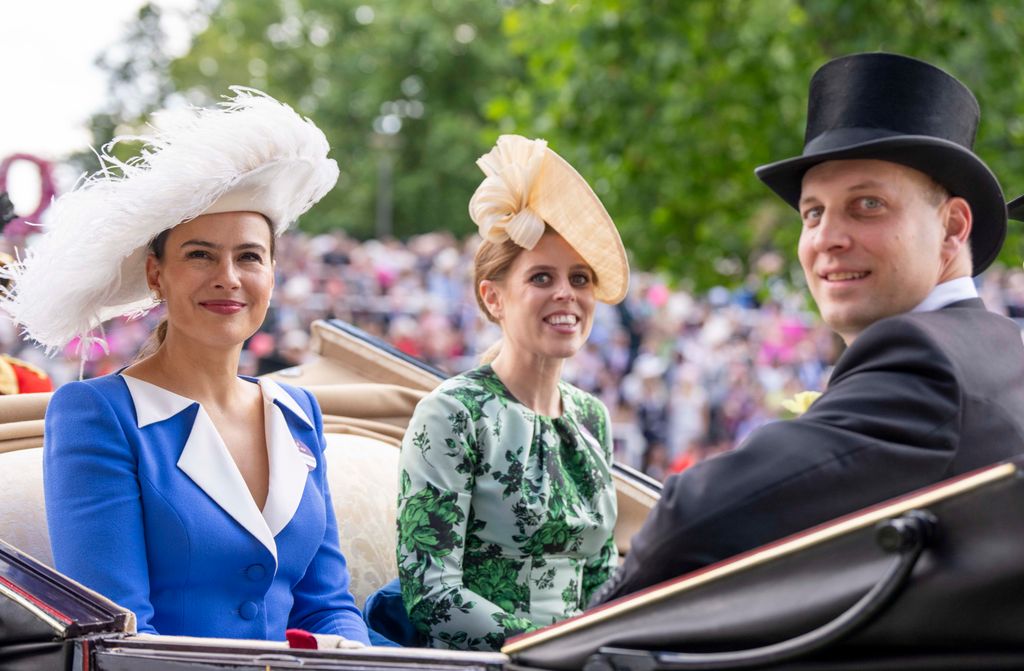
[295,441,317,472]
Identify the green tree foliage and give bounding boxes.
[68,3,179,175]
[169,0,515,240]
[492,0,1024,287]
[82,0,1024,288]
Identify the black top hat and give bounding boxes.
[756,52,1006,275]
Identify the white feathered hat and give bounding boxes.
[468,135,628,304]
[2,87,339,353]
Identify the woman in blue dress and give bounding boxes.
[2,89,370,644]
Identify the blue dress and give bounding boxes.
[43,373,369,643]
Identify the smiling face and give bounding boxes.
[146,211,275,352]
[798,159,972,344]
[479,231,597,362]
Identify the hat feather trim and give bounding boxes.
[1,87,339,353]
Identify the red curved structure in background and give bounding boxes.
[0,153,57,241]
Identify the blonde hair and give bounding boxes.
[474,236,530,324]
[473,236,526,363]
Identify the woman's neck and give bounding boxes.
[489,347,564,417]
[124,337,245,409]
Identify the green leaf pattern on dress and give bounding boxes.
[397,365,618,651]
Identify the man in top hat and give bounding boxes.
[592,52,1024,604]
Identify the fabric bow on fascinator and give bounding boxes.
[469,135,549,250]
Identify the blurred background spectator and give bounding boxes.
[8,227,1020,482]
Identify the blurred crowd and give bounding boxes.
[5,229,1024,481]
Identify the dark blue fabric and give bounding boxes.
[367,627,401,647]
[363,578,424,647]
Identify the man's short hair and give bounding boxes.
[919,176,972,266]
[923,177,952,208]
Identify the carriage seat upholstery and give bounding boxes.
[0,384,417,607]
[0,381,653,612]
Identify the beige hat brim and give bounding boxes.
[530,149,629,304]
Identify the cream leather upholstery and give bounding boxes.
[324,433,399,604]
[0,393,52,565]
[0,446,50,565]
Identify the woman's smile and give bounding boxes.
[543,311,581,334]
[199,300,247,315]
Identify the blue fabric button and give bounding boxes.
[239,601,258,620]
[246,564,266,581]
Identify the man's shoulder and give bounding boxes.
[867,299,1017,347]
[834,299,1022,381]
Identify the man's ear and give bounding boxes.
[479,280,503,321]
[941,196,972,260]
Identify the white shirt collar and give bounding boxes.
[120,374,313,430]
[911,276,978,313]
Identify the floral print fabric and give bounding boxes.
[397,365,618,650]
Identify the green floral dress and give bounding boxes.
[397,365,618,651]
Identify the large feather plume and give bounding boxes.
[1,87,339,353]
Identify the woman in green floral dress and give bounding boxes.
[396,135,630,650]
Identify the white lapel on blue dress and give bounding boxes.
[258,379,315,538]
[121,374,279,566]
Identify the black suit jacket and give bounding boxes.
[593,299,1024,603]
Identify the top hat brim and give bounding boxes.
[1007,194,1024,222]
[756,136,1006,275]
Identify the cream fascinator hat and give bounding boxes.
[2,87,338,353]
[469,135,628,304]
